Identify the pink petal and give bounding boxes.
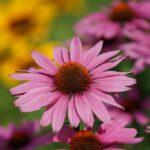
[11,73,52,82]
[92,71,128,79]
[68,96,80,127]
[75,94,93,127]
[15,87,51,107]
[19,92,61,112]
[40,105,56,127]
[32,51,57,74]
[98,120,143,144]
[134,111,149,126]
[91,89,123,109]
[54,47,65,65]
[86,92,111,123]
[81,41,103,66]
[87,50,120,70]
[10,81,53,95]
[52,95,69,132]
[61,47,70,63]
[94,76,136,86]
[92,56,126,74]
[70,36,82,62]
[92,82,131,92]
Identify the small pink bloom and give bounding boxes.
[75,0,150,41]
[10,36,136,132]
[0,121,47,150]
[110,87,150,126]
[47,119,143,150]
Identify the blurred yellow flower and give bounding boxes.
[0,0,57,45]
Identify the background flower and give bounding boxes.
[110,86,150,126]
[0,121,48,150]
[46,119,143,150]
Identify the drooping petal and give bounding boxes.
[68,96,80,127]
[11,73,52,82]
[19,92,61,112]
[86,92,111,123]
[75,94,93,127]
[91,88,123,109]
[52,95,69,132]
[10,81,53,95]
[15,87,51,107]
[40,105,56,127]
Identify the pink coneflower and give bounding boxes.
[0,121,47,150]
[10,36,136,132]
[121,42,150,74]
[75,0,150,41]
[47,119,143,150]
[110,87,150,126]
[121,23,150,74]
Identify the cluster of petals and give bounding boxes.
[48,119,143,150]
[10,36,136,132]
[121,22,150,74]
[75,0,150,41]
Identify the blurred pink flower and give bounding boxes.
[110,87,150,126]
[10,36,136,132]
[145,126,150,134]
[75,0,150,41]
[0,121,47,150]
[47,120,143,150]
[121,22,150,74]
[121,42,150,74]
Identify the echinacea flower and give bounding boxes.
[121,42,150,74]
[75,0,150,41]
[110,87,150,126]
[10,36,136,132]
[0,121,47,150]
[47,119,143,150]
[121,23,150,74]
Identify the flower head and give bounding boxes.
[0,0,56,44]
[10,36,136,132]
[75,0,150,41]
[47,119,143,150]
[121,23,150,74]
[0,121,47,150]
